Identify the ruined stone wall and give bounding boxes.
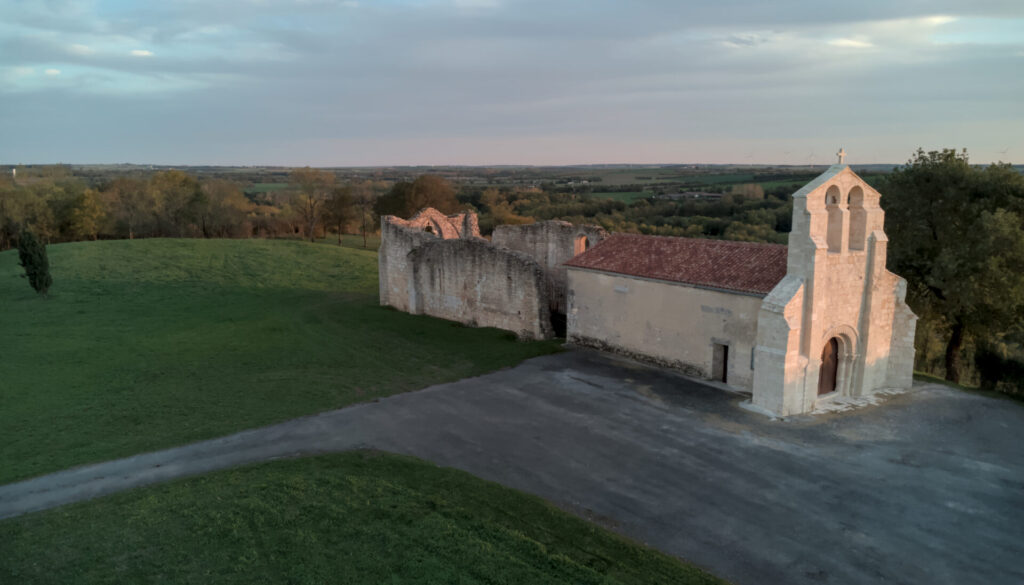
[378,208,481,312]
[492,221,606,313]
[410,238,553,340]
[378,208,552,339]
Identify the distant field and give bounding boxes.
[0,452,723,585]
[589,191,652,203]
[247,182,291,192]
[678,173,756,187]
[757,179,807,192]
[0,239,560,484]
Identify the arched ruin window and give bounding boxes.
[573,235,589,255]
[424,225,434,234]
[825,185,843,253]
[847,186,866,251]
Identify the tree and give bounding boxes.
[200,180,253,238]
[149,170,202,237]
[884,148,1024,382]
[70,189,105,240]
[104,178,151,240]
[352,180,383,248]
[480,188,532,232]
[373,174,460,219]
[324,185,355,245]
[730,183,765,201]
[17,228,52,295]
[289,167,335,242]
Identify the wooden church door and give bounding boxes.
[818,338,839,395]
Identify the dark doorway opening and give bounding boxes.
[818,337,839,395]
[550,311,567,338]
[712,343,729,383]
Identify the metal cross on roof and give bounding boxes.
[837,147,847,165]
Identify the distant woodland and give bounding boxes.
[2,155,1022,394]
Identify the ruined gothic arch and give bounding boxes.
[817,324,859,397]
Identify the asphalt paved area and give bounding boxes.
[2,349,1022,585]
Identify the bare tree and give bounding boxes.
[289,167,336,242]
[324,185,354,245]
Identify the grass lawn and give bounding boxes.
[0,239,561,484]
[0,452,724,585]
[313,233,382,252]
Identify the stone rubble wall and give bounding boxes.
[379,209,553,340]
[378,217,438,312]
[378,208,482,312]
[410,238,553,340]
[493,221,607,313]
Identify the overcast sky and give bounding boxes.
[2,0,1022,166]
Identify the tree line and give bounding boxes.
[0,168,391,250]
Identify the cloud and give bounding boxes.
[68,44,94,56]
[44,68,60,75]
[922,15,957,26]
[0,0,1021,164]
[453,0,500,7]
[828,38,874,48]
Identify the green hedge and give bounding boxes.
[976,344,1024,397]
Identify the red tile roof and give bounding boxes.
[565,233,788,295]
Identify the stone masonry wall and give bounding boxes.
[492,221,607,313]
[378,208,481,312]
[379,209,553,339]
[409,238,553,340]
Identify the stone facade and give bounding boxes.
[493,221,607,313]
[751,165,917,416]
[378,208,553,340]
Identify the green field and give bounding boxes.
[0,239,560,484]
[247,182,291,192]
[589,191,652,203]
[0,452,724,585]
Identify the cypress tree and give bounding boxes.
[17,229,53,296]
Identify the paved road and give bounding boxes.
[3,350,1023,585]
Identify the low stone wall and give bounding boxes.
[493,221,606,313]
[409,238,553,340]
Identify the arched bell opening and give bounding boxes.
[825,185,844,253]
[848,186,867,251]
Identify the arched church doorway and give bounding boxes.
[818,337,839,395]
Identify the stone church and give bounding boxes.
[379,159,917,416]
